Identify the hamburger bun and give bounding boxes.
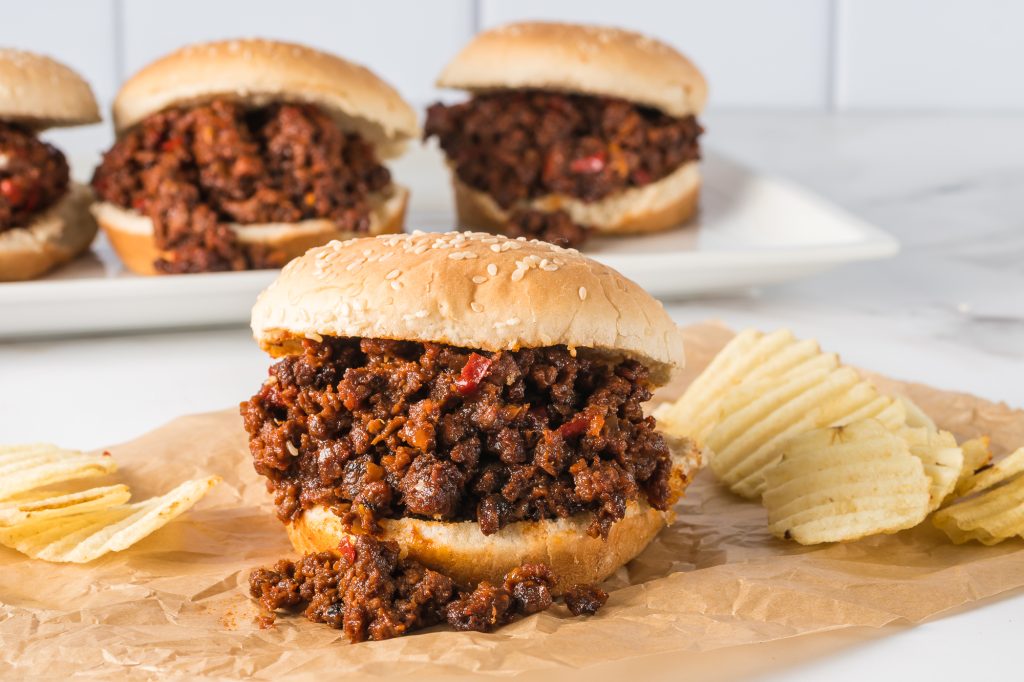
[252,230,685,381]
[289,435,701,592]
[0,49,100,129]
[438,22,707,118]
[91,185,408,276]
[252,231,700,589]
[0,184,98,281]
[452,160,701,235]
[113,38,418,158]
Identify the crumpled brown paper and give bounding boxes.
[2,322,1022,679]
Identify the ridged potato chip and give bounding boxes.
[763,420,931,544]
[655,329,820,443]
[956,446,1024,498]
[0,485,130,526]
[898,427,963,511]
[896,396,937,431]
[709,368,907,499]
[958,436,992,488]
[934,468,1024,545]
[0,444,117,499]
[0,476,219,563]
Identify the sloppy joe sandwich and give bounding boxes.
[424,22,706,248]
[91,39,417,275]
[0,49,99,281]
[241,231,701,591]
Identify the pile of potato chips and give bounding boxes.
[657,329,1023,546]
[0,444,218,563]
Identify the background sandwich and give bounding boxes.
[0,49,99,282]
[425,22,707,248]
[241,230,701,590]
[90,38,417,275]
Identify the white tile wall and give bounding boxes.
[479,0,834,110]
[1,0,1021,157]
[835,0,1024,111]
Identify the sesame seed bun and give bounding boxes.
[0,184,98,281]
[451,160,701,235]
[0,49,100,129]
[437,22,707,118]
[113,39,418,158]
[287,435,703,592]
[251,230,686,383]
[90,185,408,276]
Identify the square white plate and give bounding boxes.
[0,147,897,338]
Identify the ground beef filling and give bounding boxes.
[424,90,702,210]
[241,337,674,539]
[505,208,590,249]
[249,535,603,641]
[91,99,391,273]
[0,122,70,232]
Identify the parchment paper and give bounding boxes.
[2,322,1022,679]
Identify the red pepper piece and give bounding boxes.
[569,152,607,175]
[338,537,357,564]
[161,136,182,153]
[0,178,23,206]
[558,415,591,439]
[454,353,493,396]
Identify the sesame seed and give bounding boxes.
[490,244,502,253]
[305,332,323,343]
[470,302,483,313]
[578,287,588,300]
[486,264,498,276]
[390,280,402,290]
[385,269,401,280]
[413,245,429,255]
[472,275,487,284]
[510,269,526,282]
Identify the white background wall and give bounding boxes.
[2,0,1020,153]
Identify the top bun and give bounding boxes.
[0,49,100,129]
[252,231,685,383]
[113,38,418,158]
[437,22,707,117]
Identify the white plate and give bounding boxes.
[0,147,897,338]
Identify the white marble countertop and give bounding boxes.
[2,113,1022,680]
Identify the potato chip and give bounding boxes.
[0,476,219,563]
[655,329,820,443]
[958,436,992,489]
[709,368,910,499]
[897,396,937,431]
[763,420,931,544]
[933,470,1024,545]
[0,444,117,500]
[955,446,1024,498]
[898,427,962,511]
[0,485,130,526]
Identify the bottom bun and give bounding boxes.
[91,184,409,275]
[452,161,700,236]
[0,184,98,282]
[286,434,702,592]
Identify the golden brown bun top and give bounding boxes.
[252,231,685,382]
[437,22,707,117]
[0,49,100,129]
[113,38,418,158]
